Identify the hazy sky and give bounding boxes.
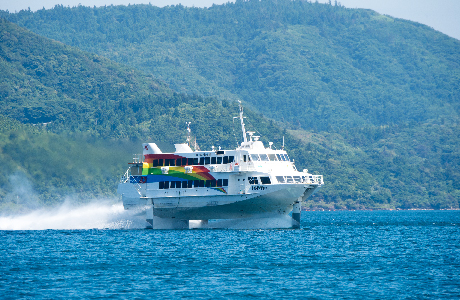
[1,0,459,40]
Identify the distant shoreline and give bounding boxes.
[302,207,460,211]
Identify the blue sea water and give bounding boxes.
[1,210,459,299]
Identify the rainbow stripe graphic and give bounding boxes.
[134,154,227,193]
[212,187,227,194]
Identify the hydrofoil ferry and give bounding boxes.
[117,102,323,228]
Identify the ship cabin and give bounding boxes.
[125,136,321,196]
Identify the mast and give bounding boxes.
[186,122,191,146]
[238,100,247,143]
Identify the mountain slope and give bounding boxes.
[3,1,459,132]
[1,1,459,209]
[1,19,334,210]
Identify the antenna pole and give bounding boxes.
[186,122,191,146]
[238,100,247,143]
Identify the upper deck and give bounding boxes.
[121,101,323,190]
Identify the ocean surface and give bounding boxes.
[1,206,459,299]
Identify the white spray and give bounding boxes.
[0,200,148,230]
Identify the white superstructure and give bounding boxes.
[117,102,323,228]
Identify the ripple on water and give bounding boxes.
[0,210,459,299]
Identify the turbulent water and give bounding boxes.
[1,206,459,299]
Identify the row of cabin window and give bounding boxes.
[248,176,271,185]
[151,156,235,167]
[159,179,229,189]
[276,175,311,183]
[248,153,290,162]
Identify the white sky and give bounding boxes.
[0,0,459,40]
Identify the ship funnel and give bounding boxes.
[143,143,162,154]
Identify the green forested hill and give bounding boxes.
[1,19,321,211]
[3,1,459,131]
[0,18,249,146]
[1,1,459,210]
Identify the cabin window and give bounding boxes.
[293,176,302,183]
[130,166,142,176]
[182,181,187,188]
[211,180,217,187]
[217,157,222,164]
[217,150,225,155]
[276,154,282,161]
[194,180,200,188]
[223,156,228,164]
[276,176,285,183]
[164,181,169,189]
[217,179,222,187]
[188,158,194,165]
[268,154,277,161]
[170,181,176,188]
[205,180,211,188]
[223,179,228,186]
[182,158,187,166]
[152,159,159,167]
[199,157,205,165]
[158,159,163,166]
[193,158,199,165]
[248,177,259,185]
[205,157,210,165]
[176,159,182,166]
[260,177,271,184]
[188,180,193,188]
[159,181,165,189]
[228,156,234,163]
[259,154,269,161]
[243,155,247,162]
[211,157,217,164]
[250,154,259,161]
[200,180,205,187]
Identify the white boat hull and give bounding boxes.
[119,182,320,220]
[116,102,323,228]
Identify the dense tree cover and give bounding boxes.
[3,0,459,131]
[1,0,459,210]
[0,19,305,211]
[291,122,460,210]
[0,115,136,213]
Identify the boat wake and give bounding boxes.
[0,200,147,230]
[0,201,294,230]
